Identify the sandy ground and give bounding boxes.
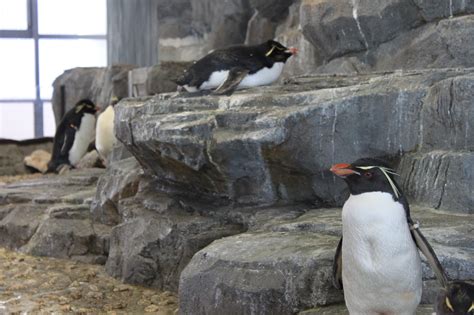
[0,174,44,185]
[0,248,178,314]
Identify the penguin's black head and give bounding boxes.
[263,40,297,63]
[330,157,402,200]
[437,281,474,315]
[74,99,99,114]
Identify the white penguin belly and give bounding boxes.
[69,113,96,166]
[96,106,116,162]
[197,62,284,90]
[238,62,284,88]
[199,70,230,90]
[342,192,422,315]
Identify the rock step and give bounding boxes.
[179,206,473,315]
[0,169,110,264]
[115,68,474,212]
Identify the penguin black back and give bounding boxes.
[47,99,98,172]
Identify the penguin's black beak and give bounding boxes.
[330,163,359,177]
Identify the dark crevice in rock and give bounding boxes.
[435,156,450,209]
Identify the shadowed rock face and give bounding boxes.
[115,68,474,212]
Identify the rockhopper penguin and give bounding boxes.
[47,99,99,172]
[330,158,448,315]
[175,40,297,95]
[96,96,120,165]
[435,281,474,315]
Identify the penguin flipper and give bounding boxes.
[213,67,250,96]
[333,237,343,290]
[60,128,76,157]
[410,221,449,288]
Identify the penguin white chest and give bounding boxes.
[197,62,284,90]
[96,106,116,162]
[69,113,96,166]
[341,192,422,314]
[239,62,284,88]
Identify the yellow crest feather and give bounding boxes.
[468,302,474,312]
[445,297,454,312]
[265,45,277,57]
[75,104,84,113]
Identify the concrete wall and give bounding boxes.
[107,0,159,67]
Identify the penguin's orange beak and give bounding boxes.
[330,163,357,177]
[95,106,101,112]
[287,47,298,55]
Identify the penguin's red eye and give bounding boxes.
[364,172,373,178]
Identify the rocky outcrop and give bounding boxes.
[301,1,474,73]
[105,210,244,291]
[96,68,473,313]
[0,168,110,264]
[91,157,143,225]
[115,68,474,212]
[150,0,474,77]
[179,207,474,314]
[399,152,474,214]
[90,158,245,291]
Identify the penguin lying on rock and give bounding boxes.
[96,96,120,165]
[435,281,474,315]
[175,40,297,96]
[330,158,448,315]
[47,99,99,172]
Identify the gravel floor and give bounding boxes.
[0,173,44,185]
[0,247,178,314]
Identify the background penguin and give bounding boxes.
[96,96,120,165]
[330,158,448,315]
[47,99,99,172]
[175,39,297,95]
[435,281,474,315]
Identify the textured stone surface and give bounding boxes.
[179,207,473,314]
[420,75,474,151]
[105,202,245,291]
[191,0,251,50]
[250,0,295,22]
[146,62,193,95]
[115,68,474,211]
[107,0,159,67]
[0,169,109,263]
[76,150,102,170]
[399,152,474,214]
[91,158,143,225]
[102,0,474,76]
